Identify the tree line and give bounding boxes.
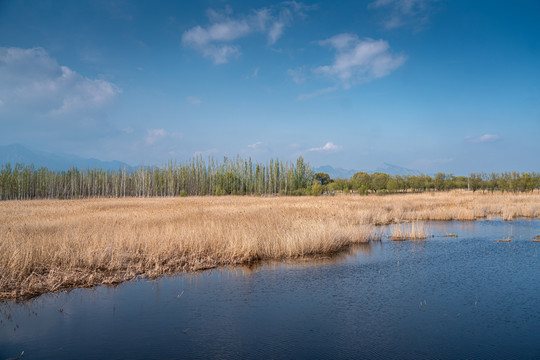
[0,157,313,200]
[313,171,540,194]
[1,157,538,200]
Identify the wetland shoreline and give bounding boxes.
[1,191,539,301]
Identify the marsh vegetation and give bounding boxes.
[1,191,539,300]
[387,222,430,240]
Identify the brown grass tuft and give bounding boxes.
[387,222,430,241]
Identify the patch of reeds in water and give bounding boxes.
[387,222,430,241]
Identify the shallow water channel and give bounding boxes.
[2,219,540,359]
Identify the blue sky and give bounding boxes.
[0,0,539,174]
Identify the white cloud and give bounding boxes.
[146,129,166,145]
[182,3,312,64]
[248,141,263,149]
[287,67,306,84]
[244,67,260,79]
[466,134,501,144]
[315,34,406,87]
[0,47,121,117]
[308,142,343,152]
[368,0,438,30]
[145,129,183,145]
[186,96,202,105]
[183,21,252,46]
[297,86,338,101]
[319,33,358,50]
[268,21,285,45]
[251,67,260,78]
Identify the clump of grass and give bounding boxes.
[387,222,430,241]
[495,236,511,242]
[442,234,459,237]
[532,235,540,242]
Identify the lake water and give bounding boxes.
[1,219,540,359]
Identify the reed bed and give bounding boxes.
[1,191,539,300]
[387,222,430,241]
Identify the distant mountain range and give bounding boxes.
[313,165,358,179]
[374,163,421,176]
[314,163,421,179]
[0,144,132,171]
[0,143,421,177]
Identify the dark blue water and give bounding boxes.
[1,219,540,360]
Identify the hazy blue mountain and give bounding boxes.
[314,166,358,179]
[315,163,421,179]
[374,163,421,176]
[1,144,421,176]
[0,144,133,171]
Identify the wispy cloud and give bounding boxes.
[466,134,501,144]
[145,129,183,145]
[248,141,263,149]
[287,66,306,84]
[314,34,406,87]
[244,67,259,79]
[0,47,121,117]
[145,129,166,145]
[307,142,343,152]
[186,96,202,105]
[297,86,338,101]
[182,2,313,64]
[368,0,438,30]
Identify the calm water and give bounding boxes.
[1,219,540,360]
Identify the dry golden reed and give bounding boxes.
[388,222,430,240]
[1,191,539,300]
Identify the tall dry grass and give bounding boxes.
[388,222,430,240]
[1,191,539,300]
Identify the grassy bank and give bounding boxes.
[1,191,539,300]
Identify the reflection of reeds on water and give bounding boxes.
[230,242,375,276]
[387,222,430,241]
[1,191,539,300]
